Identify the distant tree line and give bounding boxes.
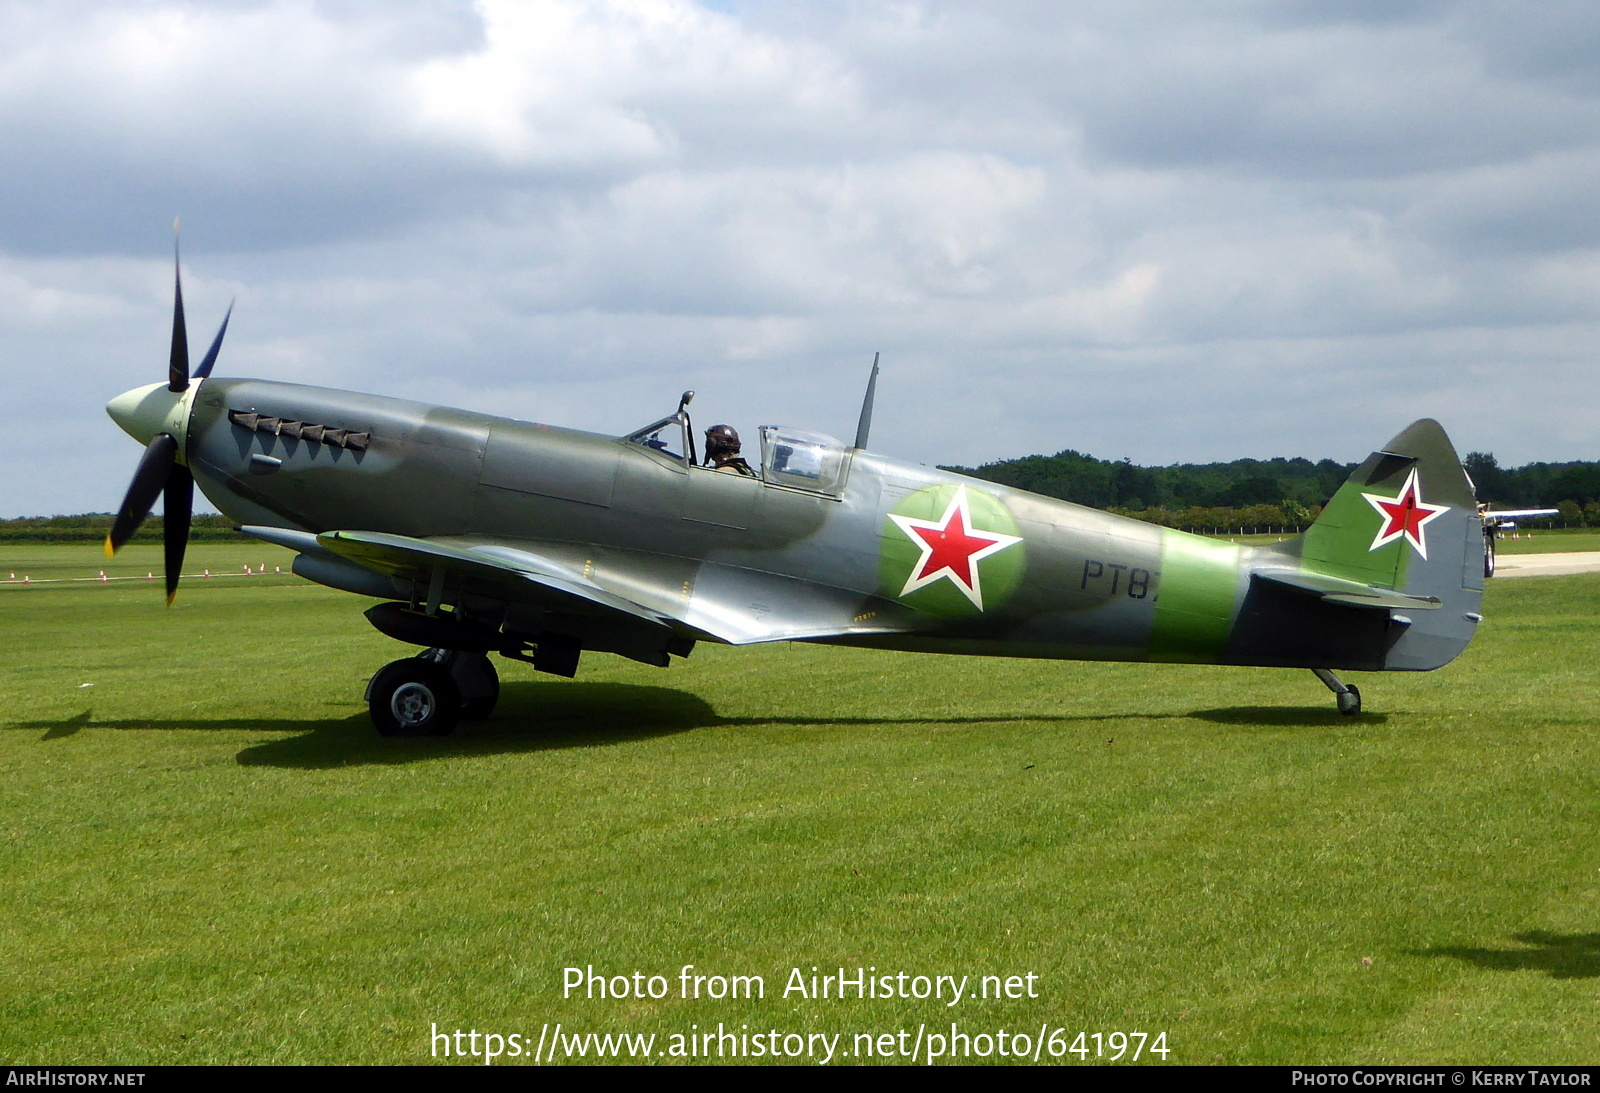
[1461,453,1600,526]
[946,449,1600,532]
[0,514,242,543]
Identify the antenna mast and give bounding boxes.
[853,352,880,450]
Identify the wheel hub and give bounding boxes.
[391,682,437,726]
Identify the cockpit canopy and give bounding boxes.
[624,405,850,496]
[759,427,848,495]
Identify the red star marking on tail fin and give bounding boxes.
[1362,467,1449,559]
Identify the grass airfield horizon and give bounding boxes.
[1225,526,1600,555]
[2,542,1599,1064]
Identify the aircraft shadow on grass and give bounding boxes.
[1189,706,1389,727]
[9,686,1381,769]
[1416,932,1600,980]
[11,683,720,768]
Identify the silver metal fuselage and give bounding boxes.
[108,376,1483,674]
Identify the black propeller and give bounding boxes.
[106,434,178,554]
[168,232,188,394]
[104,225,229,605]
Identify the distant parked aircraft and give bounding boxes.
[1477,505,1560,578]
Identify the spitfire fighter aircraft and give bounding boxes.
[105,246,1486,735]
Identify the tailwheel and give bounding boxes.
[1313,668,1362,717]
[368,658,460,737]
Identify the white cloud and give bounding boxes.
[2,0,1599,516]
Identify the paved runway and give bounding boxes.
[1493,551,1600,578]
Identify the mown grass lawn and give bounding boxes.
[1492,529,1600,555]
[1,543,1597,1065]
[1222,527,1600,555]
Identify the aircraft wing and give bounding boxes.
[1251,566,1443,611]
[1483,508,1559,521]
[244,526,914,647]
[663,558,917,645]
[315,530,682,631]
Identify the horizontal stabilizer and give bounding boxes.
[1252,566,1442,611]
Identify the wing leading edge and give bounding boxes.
[317,530,680,631]
[241,526,914,647]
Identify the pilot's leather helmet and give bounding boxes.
[706,424,741,457]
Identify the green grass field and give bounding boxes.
[1491,529,1600,555]
[1224,527,1600,555]
[2,543,1598,1065]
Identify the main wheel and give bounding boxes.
[451,653,500,721]
[369,659,461,737]
[1337,685,1361,716]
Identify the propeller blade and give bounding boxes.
[168,225,189,393]
[105,433,178,557]
[191,300,233,380]
[162,464,193,606]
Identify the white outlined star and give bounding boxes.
[1361,467,1449,559]
[887,486,1023,609]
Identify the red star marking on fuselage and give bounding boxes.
[1361,467,1449,559]
[888,486,1023,609]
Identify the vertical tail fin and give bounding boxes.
[1239,419,1483,671]
[1300,419,1479,591]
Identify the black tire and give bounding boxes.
[454,655,500,721]
[369,659,461,737]
[1337,685,1362,717]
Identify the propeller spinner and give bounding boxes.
[104,227,230,604]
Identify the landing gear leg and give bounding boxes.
[1313,668,1361,716]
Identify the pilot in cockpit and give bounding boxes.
[704,424,756,476]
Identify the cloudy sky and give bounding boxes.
[3,0,1598,516]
